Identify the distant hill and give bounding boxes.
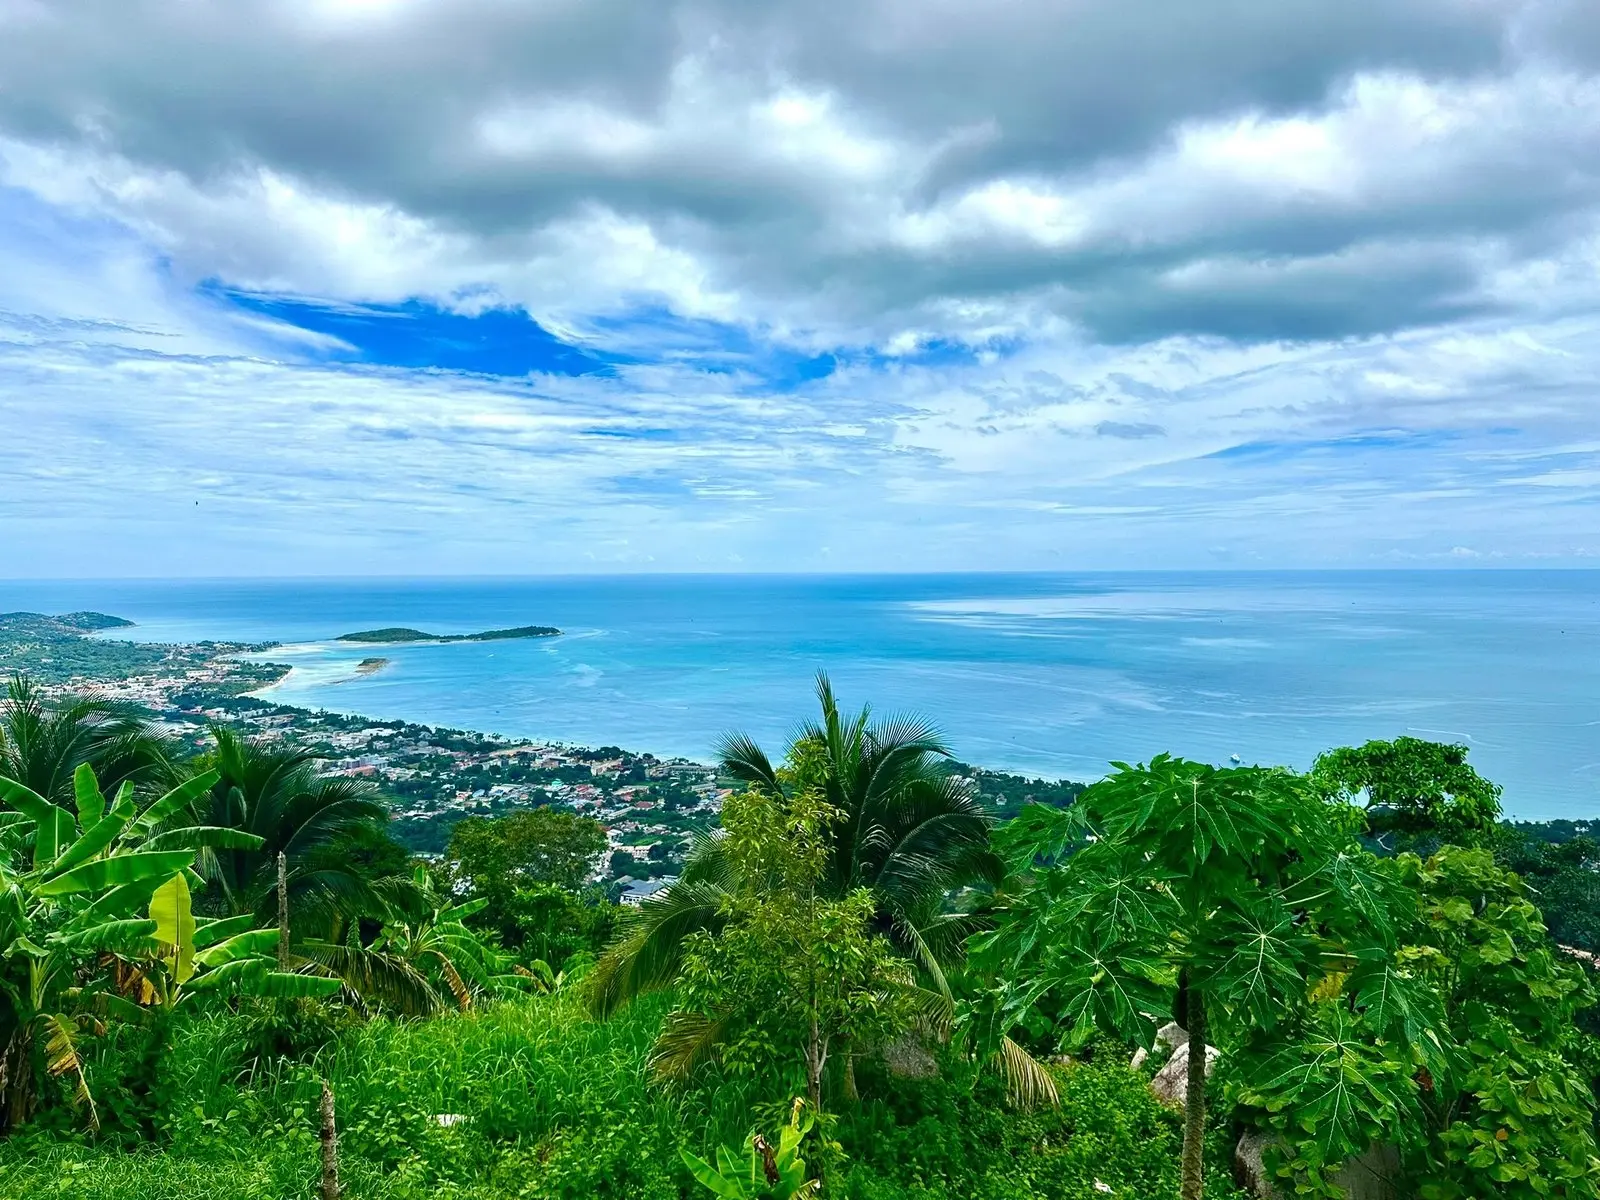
[0,610,135,635]
[336,625,561,644]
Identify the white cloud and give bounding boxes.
[0,0,1598,572]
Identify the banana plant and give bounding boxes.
[680,1099,821,1200]
[0,764,334,1130]
[134,871,343,1010]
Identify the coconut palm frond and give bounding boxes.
[991,1035,1059,1110]
[648,1008,731,1082]
[584,879,733,1017]
[297,940,443,1017]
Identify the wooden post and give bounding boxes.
[277,851,290,969]
[320,1080,340,1200]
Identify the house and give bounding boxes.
[619,877,676,907]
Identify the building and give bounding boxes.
[619,877,676,907]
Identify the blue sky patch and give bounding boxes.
[212,288,609,378]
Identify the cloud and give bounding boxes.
[1,0,1593,347]
[0,0,1597,572]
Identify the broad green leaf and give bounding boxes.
[143,826,266,853]
[133,770,220,833]
[194,928,279,968]
[44,807,135,879]
[0,776,57,826]
[109,781,136,821]
[184,956,267,993]
[73,764,106,829]
[66,875,170,929]
[28,804,77,872]
[193,914,256,949]
[50,918,159,954]
[246,971,343,999]
[0,775,77,871]
[149,872,197,983]
[34,851,195,896]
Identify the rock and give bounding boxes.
[1129,1046,1149,1071]
[881,1035,939,1080]
[1234,1131,1403,1200]
[1156,1022,1189,1052]
[1149,1039,1219,1109]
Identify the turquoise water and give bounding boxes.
[2,573,1596,820]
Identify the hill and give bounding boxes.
[337,625,561,643]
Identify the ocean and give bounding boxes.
[2,572,1596,821]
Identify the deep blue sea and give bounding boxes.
[2,573,1596,820]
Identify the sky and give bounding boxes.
[2,1,1600,576]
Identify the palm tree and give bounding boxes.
[0,674,174,809]
[185,726,394,932]
[586,673,999,1018]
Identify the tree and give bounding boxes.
[1239,846,1600,1199]
[447,808,607,902]
[975,756,1399,1200]
[652,785,913,1110]
[0,674,174,809]
[1495,828,1600,955]
[186,727,395,929]
[1311,737,1502,849]
[586,673,996,1020]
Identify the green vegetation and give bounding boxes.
[0,611,282,689]
[0,674,1595,1200]
[336,626,561,644]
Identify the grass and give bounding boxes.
[0,992,1246,1200]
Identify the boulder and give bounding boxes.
[1149,1038,1219,1109]
[881,1035,939,1080]
[1156,1022,1189,1052]
[1234,1131,1403,1200]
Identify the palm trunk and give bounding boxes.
[277,851,290,970]
[319,1080,341,1200]
[1180,986,1208,1200]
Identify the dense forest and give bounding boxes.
[0,673,1595,1199]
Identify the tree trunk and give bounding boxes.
[806,1013,825,1112]
[277,851,291,970]
[319,1079,341,1200]
[1180,986,1208,1200]
[842,1046,858,1103]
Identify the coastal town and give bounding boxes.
[0,609,726,892]
[0,609,1083,896]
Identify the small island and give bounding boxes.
[336,625,561,644]
[355,657,390,675]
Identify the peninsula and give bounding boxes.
[335,624,561,644]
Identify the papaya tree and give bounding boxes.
[973,755,1403,1200]
[1237,846,1600,1199]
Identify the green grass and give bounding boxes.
[0,992,1244,1200]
